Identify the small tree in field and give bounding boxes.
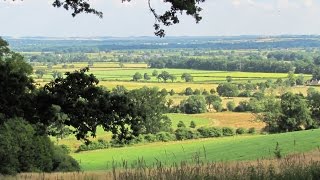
[152,70,158,76]
[133,72,142,81]
[190,121,196,128]
[226,101,236,111]
[180,95,207,114]
[177,121,186,128]
[226,76,233,83]
[35,69,45,78]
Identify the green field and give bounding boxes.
[33,63,311,84]
[72,129,320,171]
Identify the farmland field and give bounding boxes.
[72,129,320,171]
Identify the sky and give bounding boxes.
[0,0,320,37]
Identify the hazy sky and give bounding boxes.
[0,0,320,37]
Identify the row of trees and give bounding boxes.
[148,56,317,74]
[132,71,194,82]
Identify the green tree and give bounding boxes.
[296,74,304,85]
[169,89,175,96]
[193,89,201,95]
[133,72,142,81]
[177,121,186,128]
[278,92,313,131]
[144,73,151,80]
[185,87,194,96]
[217,83,239,98]
[181,73,193,82]
[205,95,221,109]
[226,76,233,83]
[35,69,46,78]
[52,70,63,79]
[287,71,296,86]
[307,89,320,126]
[0,117,80,175]
[212,101,223,112]
[169,74,177,82]
[189,121,196,128]
[157,71,171,82]
[257,93,314,132]
[180,95,207,114]
[226,101,236,111]
[152,69,158,76]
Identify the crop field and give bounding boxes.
[32,62,311,83]
[71,129,320,171]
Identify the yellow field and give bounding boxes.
[98,81,217,92]
[192,112,265,130]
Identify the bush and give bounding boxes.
[175,128,194,140]
[177,121,186,128]
[236,127,246,135]
[52,145,80,172]
[226,101,236,111]
[248,127,256,134]
[197,127,222,138]
[234,101,252,112]
[132,135,145,144]
[180,95,207,114]
[77,139,110,152]
[193,89,201,95]
[238,91,252,97]
[156,132,176,142]
[185,87,194,96]
[144,134,157,142]
[190,121,196,128]
[0,118,80,175]
[222,127,235,136]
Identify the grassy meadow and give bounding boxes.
[71,129,320,171]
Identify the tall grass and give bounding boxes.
[2,151,320,180]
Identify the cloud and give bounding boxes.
[304,0,314,7]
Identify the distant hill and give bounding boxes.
[2,35,320,52]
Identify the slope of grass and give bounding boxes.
[72,129,320,171]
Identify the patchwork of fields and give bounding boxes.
[31,62,320,173]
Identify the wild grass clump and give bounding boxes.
[113,152,320,180]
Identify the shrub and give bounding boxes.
[189,121,196,128]
[144,134,157,142]
[222,127,235,136]
[77,139,110,152]
[169,89,175,96]
[177,121,186,128]
[132,135,145,144]
[236,127,246,135]
[226,101,236,111]
[180,95,207,114]
[156,132,176,142]
[212,101,223,112]
[185,87,194,96]
[193,89,201,95]
[234,101,252,112]
[197,127,222,138]
[175,128,194,140]
[52,145,80,172]
[248,127,256,134]
[0,118,79,175]
[238,91,252,97]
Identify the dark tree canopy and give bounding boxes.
[50,0,206,37]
